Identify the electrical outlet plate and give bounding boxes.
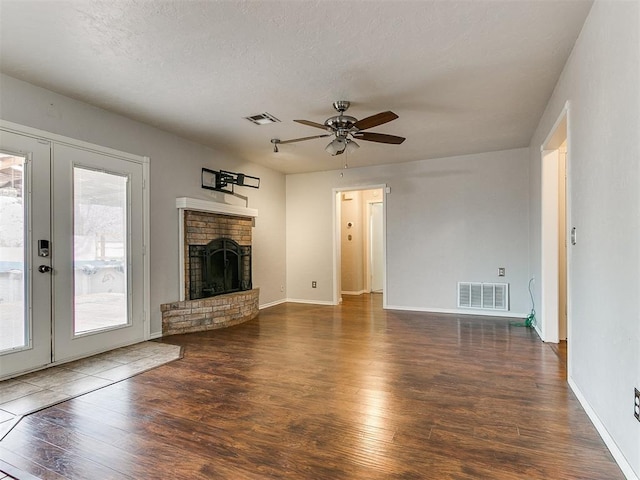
[634,388,640,422]
[312,281,317,288]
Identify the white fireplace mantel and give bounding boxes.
[176,197,258,218]
[176,197,257,300]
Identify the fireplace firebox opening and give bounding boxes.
[189,238,251,300]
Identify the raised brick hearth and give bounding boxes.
[161,289,259,336]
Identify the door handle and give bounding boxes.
[38,265,52,273]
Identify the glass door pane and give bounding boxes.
[73,167,129,334]
[0,153,26,351]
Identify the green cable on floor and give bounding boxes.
[512,311,536,328]
[511,278,536,328]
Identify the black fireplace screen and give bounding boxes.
[189,238,251,300]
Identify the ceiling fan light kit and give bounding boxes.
[325,137,360,156]
[271,100,405,156]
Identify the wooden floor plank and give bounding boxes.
[0,295,623,479]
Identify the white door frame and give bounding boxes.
[332,184,387,306]
[539,102,571,359]
[0,120,150,374]
[368,201,384,293]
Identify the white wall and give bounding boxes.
[0,74,287,336]
[528,1,640,476]
[287,148,531,315]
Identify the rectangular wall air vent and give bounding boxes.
[457,282,509,311]
[244,112,281,125]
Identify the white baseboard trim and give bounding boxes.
[259,298,288,309]
[384,305,528,319]
[148,331,163,340]
[568,377,638,480]
[534,324,543,340]
[286,298,336,306]
[341,290,366,296]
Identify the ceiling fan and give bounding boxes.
[271,100,406,156]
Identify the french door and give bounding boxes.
[0,127,147,379]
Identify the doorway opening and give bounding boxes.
[333,187,385,305]
[541,105,569,348]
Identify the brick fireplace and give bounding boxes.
[161,198,259,336]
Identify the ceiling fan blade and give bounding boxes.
[353,132,406,144]
[279,134,332,144]
[294,119,328,130]
[353,111,398,131]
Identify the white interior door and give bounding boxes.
[52,144,145,363]
[370,202,384,292]
[0,131,52,378]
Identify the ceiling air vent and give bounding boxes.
[458,282,509,311]
[244,112,280,125]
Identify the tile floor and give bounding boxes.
[0,341,182,441]
[0,459,29,480]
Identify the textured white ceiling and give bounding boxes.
[0,0,592,174]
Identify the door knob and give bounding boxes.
[38,265,52,273]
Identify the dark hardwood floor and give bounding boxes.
[550,340,568,367]
[0,294,623,479]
